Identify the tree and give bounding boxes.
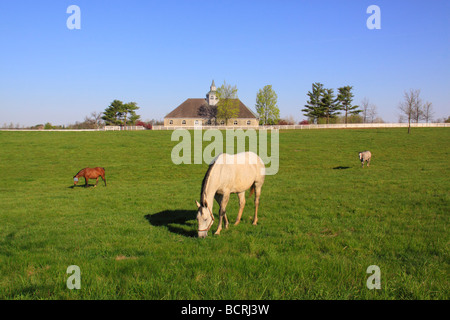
[102,100,141,126]
[256,85,280,125]
[198,104,218,125]
[421,101,434,123]
[367,104,378,123]
[90,112,104,129]
[102,100,124,125]
[412,96,423,123]
[320,88,340,124]
[360,97,378,123]
[398,89,422,134]
[216,81,240,126]
[123,102,141,125]
[302,82,324,124]
[336,86,361,124]
[361,98,378,123]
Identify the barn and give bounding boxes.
[164,81,259,127]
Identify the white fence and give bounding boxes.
[1,123,448,132]
[103,126,145,131]
[152,123,449,130]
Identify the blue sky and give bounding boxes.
[0,0,449,126]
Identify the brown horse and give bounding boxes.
[73,167,106,187]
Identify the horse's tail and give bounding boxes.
[248,183,256,198]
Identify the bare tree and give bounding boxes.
[399,89,422,134]
[198,104,218,125]
[361,97,378,123]
[367,104,378,123]
[361,98,370,123]
[412,96,423,123]
[421,101,434,123]
[90,112,104,129]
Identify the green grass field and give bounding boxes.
[0,128,448,300]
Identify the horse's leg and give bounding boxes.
[253,184,263,225]
[234,192,246,226]
[103,174,107,186]
[214,194,228,229]
[215,193,230,235]
[84,177,89,187]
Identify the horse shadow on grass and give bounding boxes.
[68,184,102,189]
[333,166,351,170]
[144,210,197,237]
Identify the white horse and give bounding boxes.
[195,152,265,238]
[359,150,372,168]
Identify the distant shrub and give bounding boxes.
[299,120,310,125]
[277,119,294,125]
[136,121,153,130]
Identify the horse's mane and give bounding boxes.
[74,168,86,177]
[200,154,221,206]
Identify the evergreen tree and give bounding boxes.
[336,86,361,124]
[102,100,141,125]
[302,82,324,124]
[102,100,124,125]
[123,102,140,125]
[320,88,340,124]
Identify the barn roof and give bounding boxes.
[165,98,257,119]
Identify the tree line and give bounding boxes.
[197,81,382,126]
[301,83,362,124]
[8,82,445,130]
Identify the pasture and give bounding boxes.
[0,128,448,300]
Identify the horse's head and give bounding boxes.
[73,176,79,185]
[359,152,363,160]
[195,200,214,238]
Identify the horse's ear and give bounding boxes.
[195,200,201,208]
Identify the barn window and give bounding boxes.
[234,120,238,125]
[247,120,251,125]
[220,120,225,125]
[169,120,173,125]
[182,120,186,125]
[194,120,199,125]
